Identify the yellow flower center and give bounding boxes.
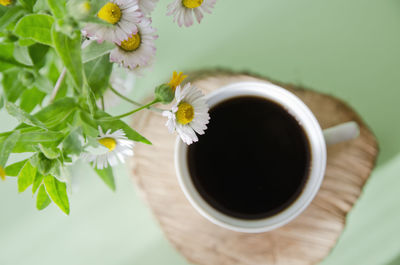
[168,71,187,91]
[176,102,194,125]
[119,33,141,51]
[182,0,203,8]
[0,0,12,6]
[81,1,91,13]
[0,166,6,181]
[98,2,122,24]
[98,137,117,151]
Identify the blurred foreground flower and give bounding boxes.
[84,127,135,169]
[84,0,143,44]
[163,83,210,144]
[167,0,216,27]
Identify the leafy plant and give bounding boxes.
[0,0,214,214]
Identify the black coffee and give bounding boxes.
[187,96,311,220]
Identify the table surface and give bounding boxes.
[1,1,400,265]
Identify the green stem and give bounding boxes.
[109,85,141,106]
[101,96,105,110]
[99,99,160,121]
[109,85,164,113]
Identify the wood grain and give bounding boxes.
[129,71,378,265]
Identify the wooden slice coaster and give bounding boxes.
[129,70,378,265]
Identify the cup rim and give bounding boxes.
[175,81,327,233]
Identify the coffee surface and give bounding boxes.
[187,96,311,219]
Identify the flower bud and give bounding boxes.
[155,84,174,104]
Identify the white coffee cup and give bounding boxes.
[175,82,359,233]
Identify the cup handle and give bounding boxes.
[322,121,360,145]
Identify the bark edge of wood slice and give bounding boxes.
[129,70,379,265]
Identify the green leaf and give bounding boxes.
[5,102,47,129]
[18,0,37,12]
[18,38,36,47]
[49,159,62,178]
[47,61,61,82]
[95,110,151,145]
[46,0,66,19]
[0,43,14,59]
[4,159,27,177]
[34,75,53,93]
[0,131,20,167]
[36,184,51,210]
[12,131,64,153]
[2,69,27,102]
[13,45,33,66]
[38,159,54,176]
[82,41,115,63]
[34,98,77,119]
[62,128,82,156]
[18,131,63,143]
[33,0,48,12]
[28,43,49,68]
[78,111,99,138]
[31,153,58,176]
[51,27,83,89]
[18,70,35,88]
[0,43,23,71]
[39,144,60,159]
[20,87,46,113]
[94,167,116,191]
[14,14,55,46]
[0,6,25,31]
[44,175,69,214]
[84,54,113,98]
[17,160,37,193]
[32,97,77,127]
[85,85,98,115]
[32,172,44,194]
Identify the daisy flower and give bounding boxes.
[162,83,210,145]
[139,0,159,15]
[84,127,134,169]
[84,0,143,44]
[166,0,217,27]
[0,0,12,6]
[110,17,158,71]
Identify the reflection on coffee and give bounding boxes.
[187,96,311,220]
